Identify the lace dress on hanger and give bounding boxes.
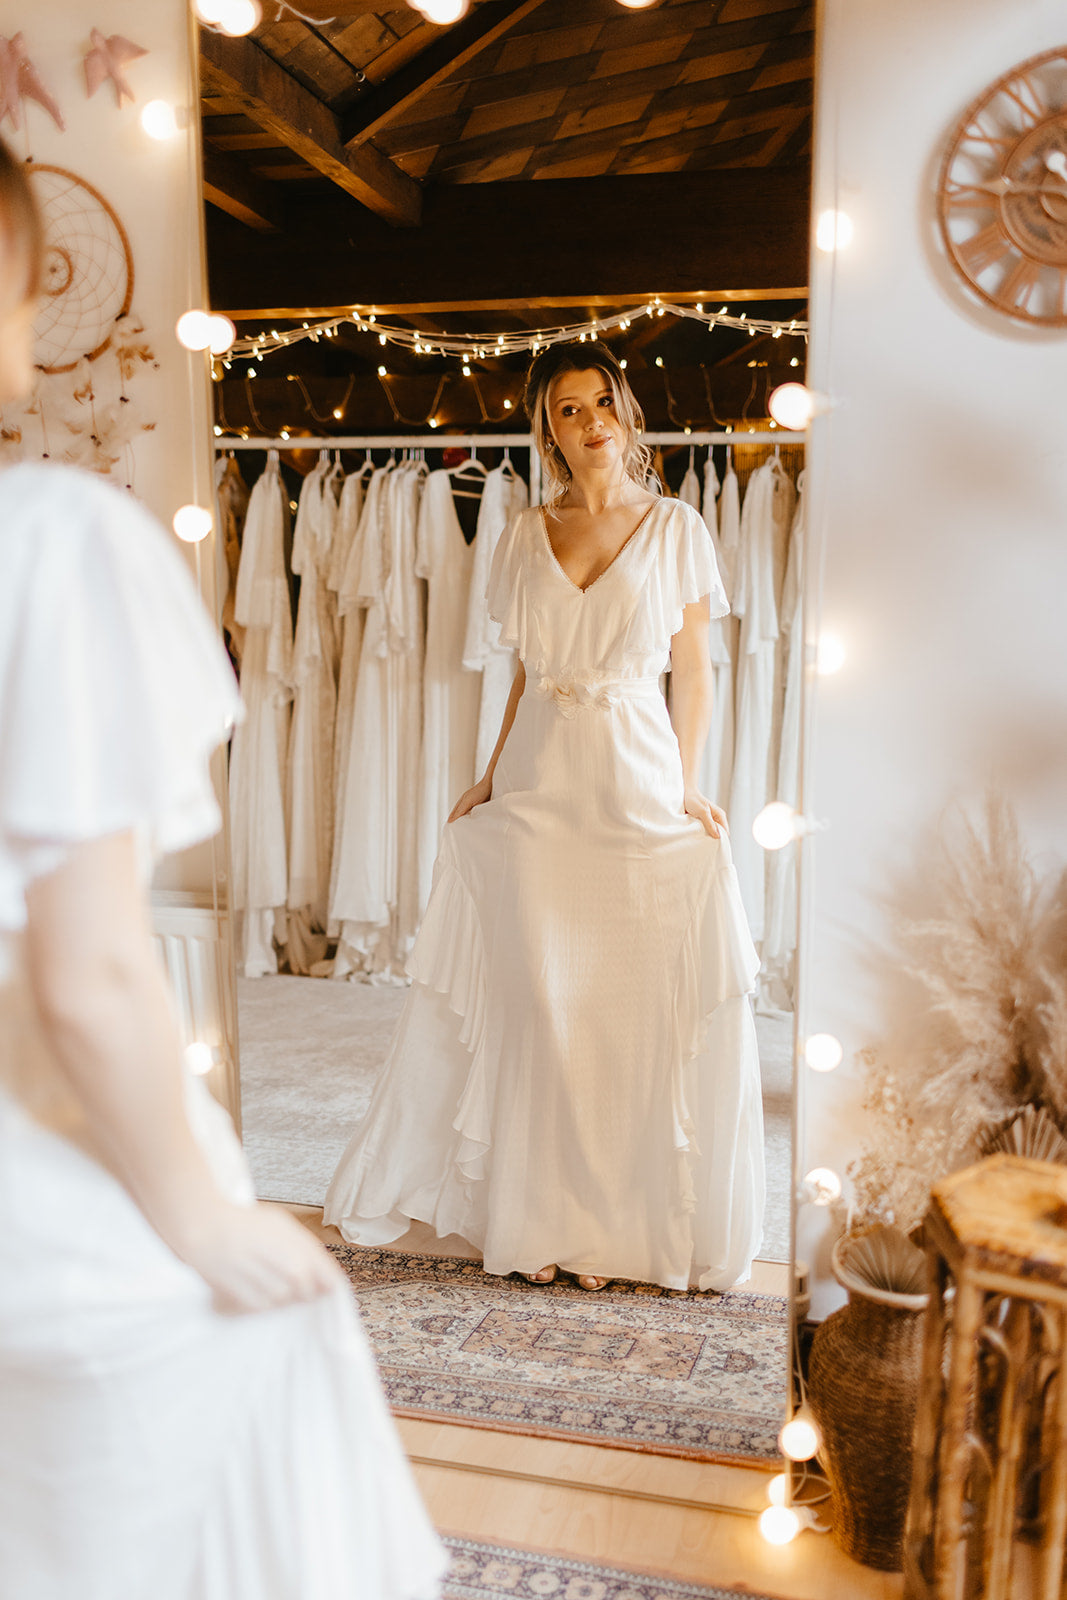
[326,498,765,1292]
[0,463,447,1600]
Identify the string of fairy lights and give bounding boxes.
[216,298,809,378]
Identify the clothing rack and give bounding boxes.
[214,431,804,514]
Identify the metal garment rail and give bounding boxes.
[214,430,804,512]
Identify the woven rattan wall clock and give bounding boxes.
[937,47,1067,327]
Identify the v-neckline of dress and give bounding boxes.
[538,500,658,596]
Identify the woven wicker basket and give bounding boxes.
[807,1229,928,1571]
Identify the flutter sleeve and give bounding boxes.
[482,508,529,656]
[635,501,729,658]
[0,465,242,929]
[672,499,729,625]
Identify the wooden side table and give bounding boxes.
[904,1154,1067,1600]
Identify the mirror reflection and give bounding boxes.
[205,0,811,1467]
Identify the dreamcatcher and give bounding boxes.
[0,163,158,483]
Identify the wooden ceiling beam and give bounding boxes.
[206,168,809,315]
[340,0,549,151]
[202,145,283,232]
[198,28,422,227]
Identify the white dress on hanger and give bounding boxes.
[229,452,293,977]
[384,463,427,964]
[696,455,736,810]
[331,465,425,978]
[462,464,529,779]
[325,499,765,1292]
[329,471,367,855]
[415,470,480,918]
[678,460,702,509]
[762,472,806,1011]
[727,459,796,939]
[287,463,339,972]
[0,463,446,1600]
[331,465,393,975]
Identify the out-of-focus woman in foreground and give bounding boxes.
[0,136,446,1600]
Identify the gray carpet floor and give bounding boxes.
[238,976,792,1263]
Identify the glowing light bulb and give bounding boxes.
[654,356,664,367]
[767,1473,789,1507]
[617,0,656,8]
[779,1408,822,1461]
[428,418,438,429]
[759,1506,801,1546]
[768,383,813,429]
[816,209,854,252]
[141,100,184,140]
[333,407,343,420]
[280,429,290,440]
[804,1033,844,1073]
[503,398,512,410]
[217,0,262,36]
[752,802,799,851]
[176,310,214,351]
[462,363,471,376]
[803,1167,842,1206]
[173,505,213,543]
[213,424,223,436]
[379,332,387,345]
[377,365,387,377]
[619,358,627,369]
[414,0,469,20]
[246,365,257,378]
[194,0,230,21]
[207,314,236,355]
[183,1042,214,1076]
[815,633,846,675]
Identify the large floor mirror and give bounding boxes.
[202,0,812,1470]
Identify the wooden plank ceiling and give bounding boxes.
[201,0,814,433]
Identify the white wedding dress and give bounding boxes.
[326,497,765,1292]
[0,465,446,1600]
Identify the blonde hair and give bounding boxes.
[0,136,44,300]
[523,342,654,504]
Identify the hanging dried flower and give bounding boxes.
[847,793,1067,1233]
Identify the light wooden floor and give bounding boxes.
[285,1204,903,1600]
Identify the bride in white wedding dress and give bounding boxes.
[0,141,445,1600]
[326,343,765,1294]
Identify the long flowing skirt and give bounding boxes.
[0,991,446,1600]
[326,682,765,1293]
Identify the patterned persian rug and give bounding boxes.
[442,1537,778,1600]
[331,1244,787,1464]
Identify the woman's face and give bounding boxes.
[546,366,627,481]
[0,234,38,405]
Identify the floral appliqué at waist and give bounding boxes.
[534,673,662,718]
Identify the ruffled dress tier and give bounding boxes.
[0,466,446,1600]
[325,498,765,1293]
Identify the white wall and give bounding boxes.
[1,0,219,892]
[799,0,1067,1315]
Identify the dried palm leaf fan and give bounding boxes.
[979,1103,1067,1164]
[832,1225,927,1305]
